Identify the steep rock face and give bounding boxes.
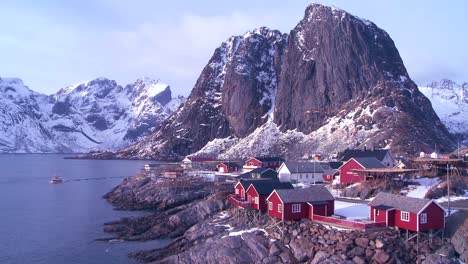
[107,3,455,160]
[115,28,287,160]
[273,4,453,153]
[0,77,184,153]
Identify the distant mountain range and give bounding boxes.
[95,3,457,161]
[2,4,466,158]
[418,79,468,144]
[0,77,184,153]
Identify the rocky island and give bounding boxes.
[101,173,466,263]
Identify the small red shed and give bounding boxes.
[339,157,385,184]
[266,185,335,221]
[245,181,293,211]
[217,162,241,173]
[368,192,445,231]
[242,157,285,172]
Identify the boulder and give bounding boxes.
[310,251,330,264]
[352,256,366,264]
[373,250,390,263]
[355,237,369,248]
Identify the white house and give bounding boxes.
[277,161,325,184]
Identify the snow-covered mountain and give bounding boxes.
[419,79,468,143]
[99,4,454,161]
[0,76,184,153]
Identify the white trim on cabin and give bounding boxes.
[416,200,445,215]
[420,213,427,224]
[401,211,410,222]
[292,204,301,213]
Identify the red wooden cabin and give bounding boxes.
[242,157,285,172]
[245,181,293,211]
[216,162,241,173]
[368,192,445,231]
[338,157,385,184]
[266,186,334,221]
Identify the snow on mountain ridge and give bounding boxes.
[419,79,468,138]
[0,77,185,153]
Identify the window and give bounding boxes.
[278,204,282,213]
[235,189,239,194]
[375,209,379,216]
[420,213,427,224]
[292,204,301,213]
[254,197,259,204]
[401,211,410,222]
[268,202,273,210]
[306,174,309,179]
[248,162,253,166]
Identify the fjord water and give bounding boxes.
[0,154,168,264]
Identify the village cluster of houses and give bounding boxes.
[217,148,446,232]
[230,172,445,232]
[214,148,398,185]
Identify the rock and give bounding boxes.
[373,250,390,263]
[448,212,467,263]
[347,246,365,258]
[435,245,456,259]
[279,251,295,263]
[355,237,369,248]
[365,247,375,258]
[359,186,373,200]
[375,238,385,249]
[352,256,366,264]
[269,241,283,256]
[310,251,330,264]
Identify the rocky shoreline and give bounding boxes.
[102,175,467,263]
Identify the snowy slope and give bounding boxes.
[418,79,468,136]
[0,76,184,153]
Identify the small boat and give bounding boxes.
[50,176,63,184]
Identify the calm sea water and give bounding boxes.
[0,154,169,264]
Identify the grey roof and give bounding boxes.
[250,167,277,175]
[250,181,293,195]
[239,178,277,189]
[219,162,242,168]
[254,157,285,163]
[340,149,390,162]
[353,157,386,169]
[274,185,334,203]
[328,162,343,169]
[368,192,433,214]
[283,161,325,173]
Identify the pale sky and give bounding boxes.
[0,0,467,96]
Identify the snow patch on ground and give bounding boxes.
[334,201,369,220]
[223,228,267,239]
[402,177,440,198]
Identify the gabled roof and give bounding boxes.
[328,162,343,169]
[282,161,325,173]
[353,157,386,169]
[340,149,390,162]
[239,178,277,189]
[250,167,277,174]
[237,172,252,179]
[253,157,285,163]
[218,162,241,168]
[368,192,437,214]
[274,185,334,203]
[249,181,293,195]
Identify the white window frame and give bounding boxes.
[420,213,427,224]
[292,204,301,213]
[235,189,239,195]
[401,211,410,222]
[268,202,273,210]
[254,197,259,204]
[278,204,282,213]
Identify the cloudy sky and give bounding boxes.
[1,0,467,96]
